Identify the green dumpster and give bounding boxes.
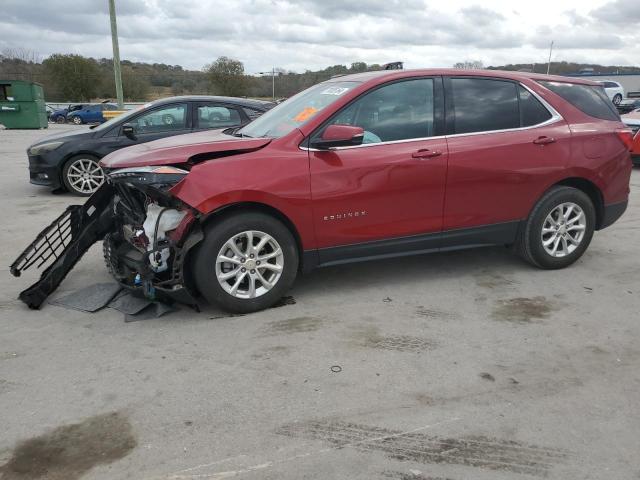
[0,80,48,129]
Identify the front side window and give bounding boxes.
[238,81,359,138]
[319,78,435,144]
[198,105,242,129]
[539,81,619,121]
[451,78,520,134]
[129,103,187,133]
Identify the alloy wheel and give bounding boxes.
[541,202,587,258]
[66,158,104,195]
[215,230,284,299]
[72,116,82,125]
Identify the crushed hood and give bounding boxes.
[100,129,272,169]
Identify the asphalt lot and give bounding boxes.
[0,124,639,480]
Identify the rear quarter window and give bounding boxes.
[539,81,620,121]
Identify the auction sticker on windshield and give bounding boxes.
[321,87,350,95]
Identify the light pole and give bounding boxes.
[258,67,276,100]
[108,0,124,108]
[546,41,554,75]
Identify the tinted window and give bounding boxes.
[519,86,552,127]
[539,81,619,121]
[603,81,618,88]
[129,103,187,133]
[197,105,242,128]
[451,78,520,134]
[321,78,435,143]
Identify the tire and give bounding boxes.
[61,155,105,196]
[71,115,83,125]
[55,116,66,124]
[193,212,299,313]
[517,186,596,269]
[162,114,175,126]
[613,94,622,105]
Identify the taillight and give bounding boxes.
[615,128,634,151]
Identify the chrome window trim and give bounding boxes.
[299,81,564,152]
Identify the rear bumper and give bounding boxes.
[599,200,628,230]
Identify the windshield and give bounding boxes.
[237,81,360,138]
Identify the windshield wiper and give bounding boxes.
[222,126,253,138]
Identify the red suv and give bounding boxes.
[12,69,633,313]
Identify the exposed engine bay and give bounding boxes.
[10,166,203,309]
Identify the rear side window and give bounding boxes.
[519,86,552,127]
[602,81,618,88]
[539,81,619,121]
[451,78,520,134]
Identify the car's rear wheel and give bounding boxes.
[193,212,298,313]
[62,155,105,196]
[162,114,175,126]
[71,116,83,125]
[613,94,622,105]
[517,186,595,269]
[55,116,66,124]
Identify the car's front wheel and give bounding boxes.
[613,94,622,105]
[55,116,66,124]
[62,155,105,196]
[193,212,299,313]
[517,186,595,269]
[71,116,83,125]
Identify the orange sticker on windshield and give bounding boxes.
[294,107,318,122]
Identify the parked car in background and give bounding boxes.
[66,103,119,125]
[621,109,640,165]
[45,104,55,121]
[616,98,640,114]
[12,69,632,313]
[27,95,274,195]
[621,108,640,135]
[49,104,87,124]
[597,80,625,105]
[632,131,640,166]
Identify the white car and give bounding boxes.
[597,80,625,105]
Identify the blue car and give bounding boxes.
[49,104,88,124]
[66,103,118,125]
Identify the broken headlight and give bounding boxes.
[107,165,188,187]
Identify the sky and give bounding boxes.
[1,0,638,73]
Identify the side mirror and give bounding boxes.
[122,124,137,140]
[310,124,364,149]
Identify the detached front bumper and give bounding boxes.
[10,184,115,308]
[11,171,202,310]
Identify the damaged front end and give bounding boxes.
[10,166,203,309]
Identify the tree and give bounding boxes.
[453,60,484,70]
[43,54,100,101]
[204,56,247,96]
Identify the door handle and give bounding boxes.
[412,149,442,159]
[533,136,556,145]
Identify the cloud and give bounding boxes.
[0,0,638,72]
[591,0,640,25]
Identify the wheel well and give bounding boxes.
[554,177,604,228]
[200,202,305,269]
